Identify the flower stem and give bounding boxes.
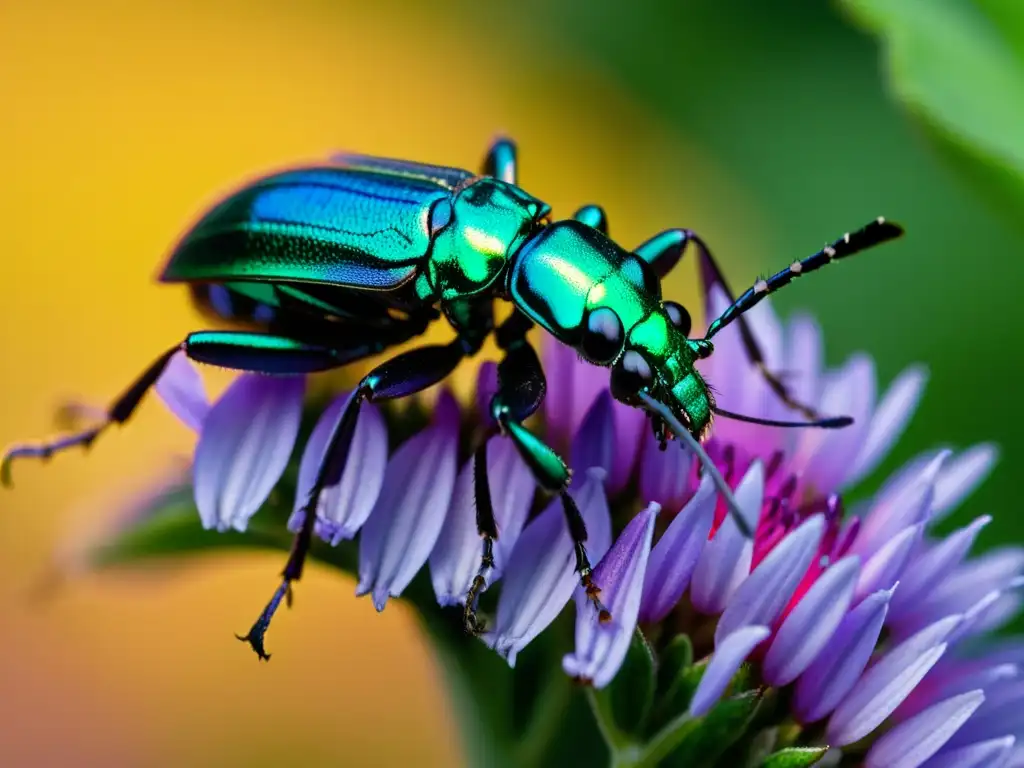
[514,672,573,767]
[585,687,632,754]
[629,710,699,768]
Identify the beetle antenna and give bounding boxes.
[704,218,903,341]
[713,406,853,429]
[637,392,754,539]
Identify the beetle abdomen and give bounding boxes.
[161,166,450,290]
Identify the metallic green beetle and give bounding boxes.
[2,138,903,658]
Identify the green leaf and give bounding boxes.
[659,690,763,768]
[841,0,1024,231]
[656,634,693,695]
[649,650,707,735]
[603,629,657,736]
[760,746,829,768]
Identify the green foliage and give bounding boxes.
[760,746,829,768]
[605,631,657,735]
[659,690,764,767]
[842,0,1024,232]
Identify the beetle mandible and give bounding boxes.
[2,138,903,658]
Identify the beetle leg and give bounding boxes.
[572,204,608,235]
[0,330,391,487]
[1,347,178,487]
[462,311,610,634]
[462,438,499,635]
[237,339,470,660]
[635,227,830,421]
[482,137,518,185]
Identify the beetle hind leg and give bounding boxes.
[237,339,470,660]
[1,347,180,487]
[0,331,362,488]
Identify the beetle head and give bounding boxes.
[608,304,716,441]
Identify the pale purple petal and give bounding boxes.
[543,338,609,450]
[429,457,480,608]
[714,514,825,645]
[866,690,985,768]
[356,396,459,611]
[737,296,785,450]
[429,439,535,606]
[931,444,1000,522]
[487,439,537,573]
[639,430,693,514]
[826,615,961,746]
[784,313,823,420]
[791,355,875,496]
[193,374,304,532]
[856,524,922,601]
[898,661,1014,721]
[697,285,752,446]
[689,625,771,717]
[563,504,657,688]
[609,398,646,494]
[155,350,209,432]
[794,585,895,723]
[475,362,499,425]
[899,548,1024,632]
[639,473,715,623]
[763,555,860,686]
[950,587,1022,643]
[890,517,991,622]
[846,365,929,488]
[487,471,610,666]
[854,451,947,558]
[946,681,1024,747]
[925,737,1015,768]
[287,392,387,544]
[570,391,616,482]
[580,467,614,563]
[542,338,577,446]
[690,461,763,614]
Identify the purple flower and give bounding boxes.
[485,467,611,666]
[124,277,1012,764]
[192,374,305,532]
[287,390,388,545]
[563,503,657,688]
[356,391,460,611]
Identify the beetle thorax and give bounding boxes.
[424,177,549,302]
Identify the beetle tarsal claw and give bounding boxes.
[236,579,292,662]
[235,631,272,662]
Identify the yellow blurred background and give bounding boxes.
[0,1,752,765]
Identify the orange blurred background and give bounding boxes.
[0,1,754,764]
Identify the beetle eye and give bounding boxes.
[428,199,454,235]
[611,350,654,398]
[664,301,692,336]
[581,307,624,364]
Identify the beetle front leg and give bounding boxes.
[462,312,609,635]
[573,204,608,235]
[237,339,469,660]
[482,137,518,185]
